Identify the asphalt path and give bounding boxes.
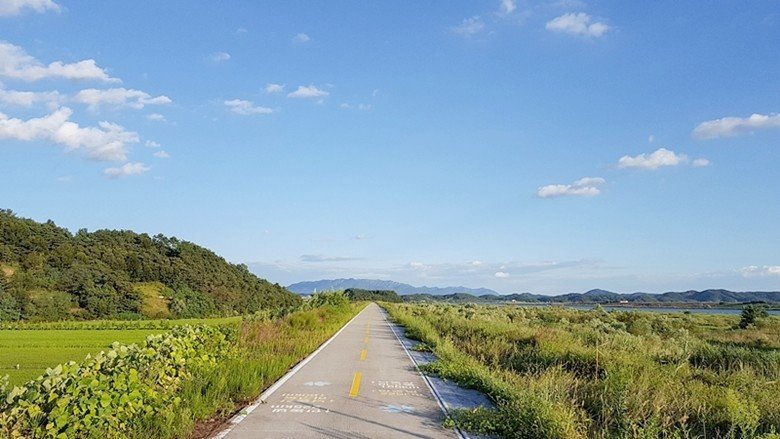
[219,303,459,438]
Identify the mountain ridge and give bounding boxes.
[287,278,499,296]
[287,279,780,304]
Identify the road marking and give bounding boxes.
[360,349,367,361]
[349,372,362,397]
[210,304,370,439]
[364,335,369,343]
[382,309,469,439]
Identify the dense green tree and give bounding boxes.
[0,209,300,320]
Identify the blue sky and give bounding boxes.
[1,1,779,294]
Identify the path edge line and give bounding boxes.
[381,309,469,439]
[211,303,370,439]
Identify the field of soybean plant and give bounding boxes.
[0,293,362,438]
[383,303,780,439]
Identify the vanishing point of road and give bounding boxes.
[219,302,459,439]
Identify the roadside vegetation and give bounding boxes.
[0,292,361,438]
[383,303,780,439]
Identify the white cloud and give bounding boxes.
[0,107,138,161]
[340,102,372,111]
[153,150,169,158]
[0,88,62,108]
[224,99,274,115]
[208,52,231,62]
[617,148,688,170]
[692,158,711,167]
[537,176,605,198]
[546,12,609,37]
[103,162,149,179]
[0,0,59,17]
[146,113,166,122]
[72,88,171,111]
[692,113,780,139]
[300,254,358,263]
[287,85,329,99]
[499,0,516,14]
[0,41,119,82]
[495,271,509,278]
[453,16,485,36]
[741,265,780,277]
[265,83,284,94]
[145,140,160,148]
[292,33,310,43]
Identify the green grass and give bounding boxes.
[0,316,241,386]
[383,303,780,439]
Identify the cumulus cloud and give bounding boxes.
[546,13,609,37]
[499,0,516,14]
[287,85,329,99]
[146,113,166,122]
[72,88,171,111]
[0,107,138,161]
[292,33,310,43]
[537,177,605,198]
[495,271,509,278]
[741,265,780,277]
[692,113,780,139]
[0,88,62,108]
[692,158,711,167]
[145,140,160,148]
[617,148,688,170]
[453,16,485,36]
[208,52,231,62]
[224,99,274,115]
[152,150,169,158]
[103,162,149,179]
[0,41,119,82]
[0,0,59,17]
[265,83,284,94]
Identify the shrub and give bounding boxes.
[0,325,234,438]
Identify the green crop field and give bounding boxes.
[0,317,241,386]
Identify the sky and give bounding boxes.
[1,0,779,294]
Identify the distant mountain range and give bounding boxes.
[287,278,499,296]
[287,279,780,304]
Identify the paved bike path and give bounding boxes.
[220,303,458,438]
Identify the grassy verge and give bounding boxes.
[382,303,780,439]
[164,302,364,439]
[1,294,364,438]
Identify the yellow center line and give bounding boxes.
[360,348,367,361]
[363,335,369,343]
[349,372,362,397]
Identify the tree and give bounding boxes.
[739,305,769,329]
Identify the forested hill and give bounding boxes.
[0,209,299,321]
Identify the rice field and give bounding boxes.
[0,317,242,385]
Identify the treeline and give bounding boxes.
[343,288,402,302]
[0,209,299,321]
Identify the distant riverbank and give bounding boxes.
[513,302,780,315]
